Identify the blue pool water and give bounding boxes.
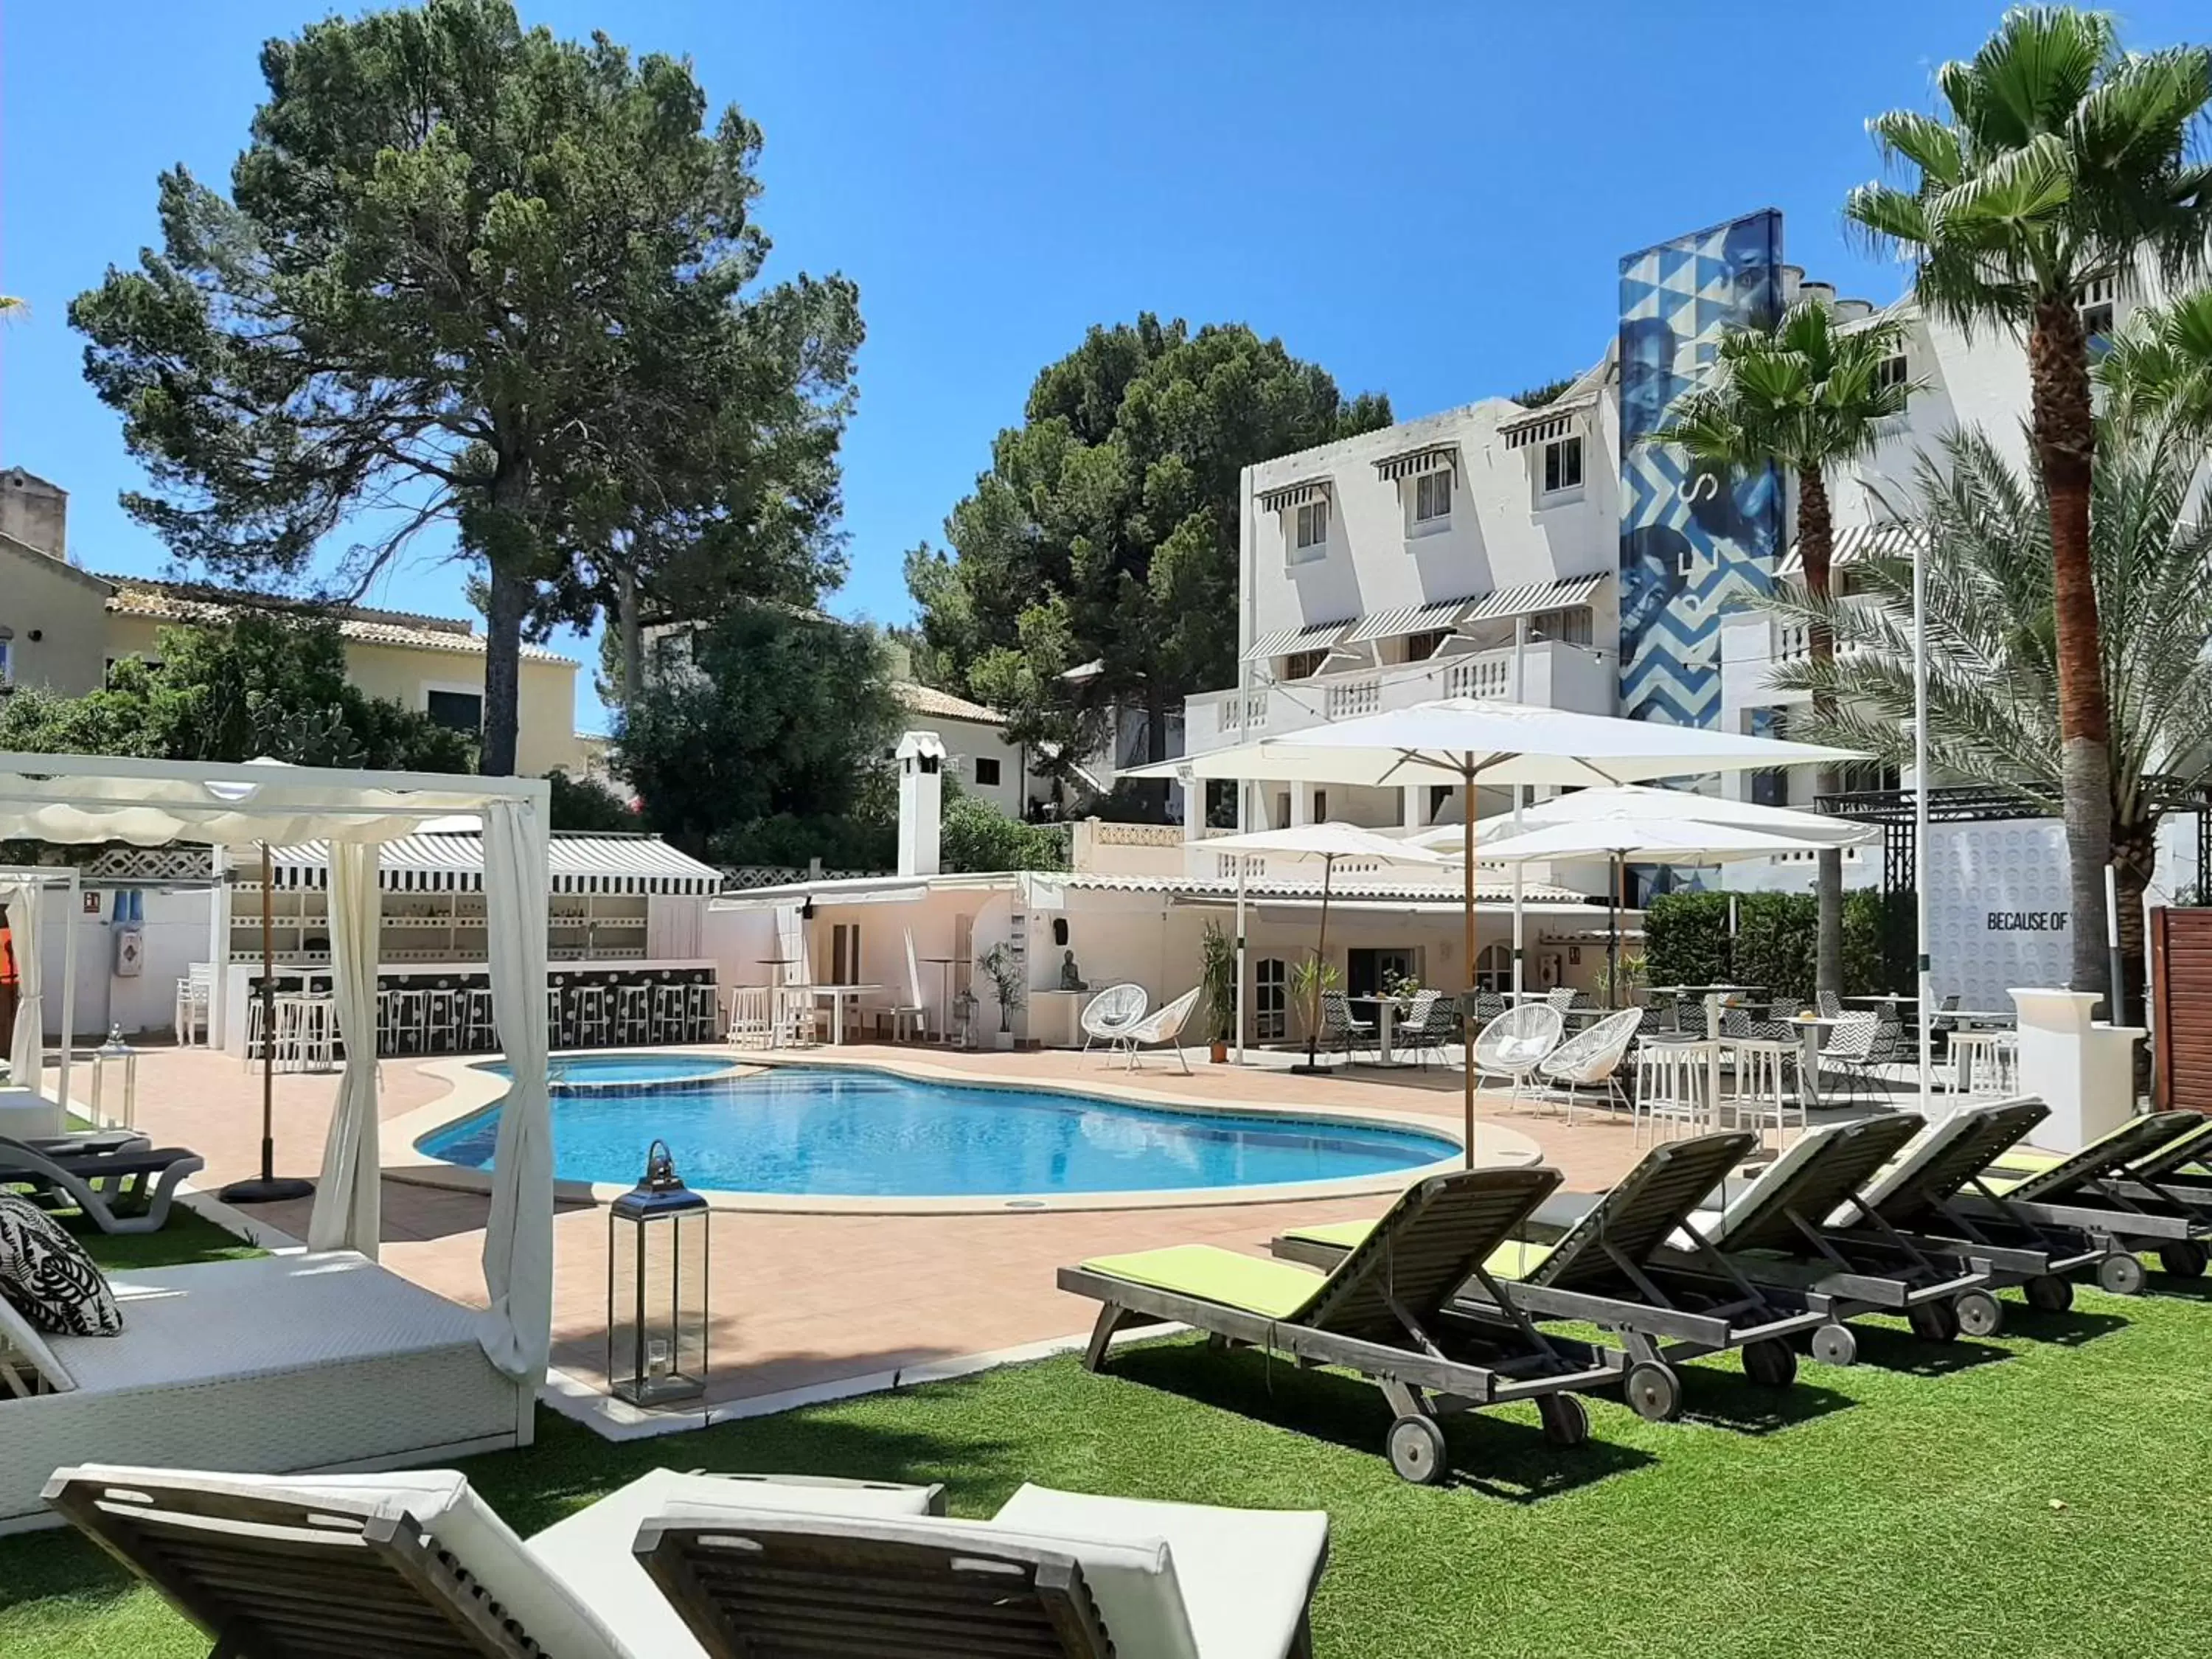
[504,1054,742,1086]
[417,1065,1458,1197]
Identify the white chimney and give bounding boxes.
[896,730,947,877]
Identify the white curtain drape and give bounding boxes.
[645,893,700,961]
[307,841,382,1257]
[4,882,42,1091]
[476,797,553,1383]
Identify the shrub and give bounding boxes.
[1644,888,1895,1005]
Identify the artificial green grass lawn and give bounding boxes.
[4,1279,2211,1658]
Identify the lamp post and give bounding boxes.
[1913,526,1933,1116]
[605,1138,711,1407]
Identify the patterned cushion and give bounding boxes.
[0,1192,122,1336]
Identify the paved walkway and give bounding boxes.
[64,1043,1656,1411]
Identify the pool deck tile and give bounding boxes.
[57,1043,1656,1412]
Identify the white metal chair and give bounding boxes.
[1119,986,1203,1073]
[1538,1006,1642,1125]
[1080,983,1150,1057]
[876,928,929,1043]
[1471,1004,1565,1112]
[725,986,773,1048]
[173,962,214,1047]
[1818,1012,1880,1100]
[772,984,818,1047]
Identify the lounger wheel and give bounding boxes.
[1907,1299,1961,1343]
[1742,1338,1798,1389]
[1386,1413,1449,1484]
[2160,1241,2208,1279]
[1953,1290,2003,1339]
[1536,1393,1589,1448]
[2098,1252,2148,1296]
[1809,1323,1857,1367]
[1623,1361,1682,1423]
[2024,1274,2075,1314]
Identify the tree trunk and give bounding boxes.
[479,456,535,779]
[1798,464,1845,998]
[2030,299,2115,1003]
[1144,682,1171,820]
[2111,815,2156,1033]
[614,564,642,714]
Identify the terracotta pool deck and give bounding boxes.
[82,1043,1656,1416]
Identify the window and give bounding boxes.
[2079,272,2116,344]
[1312,790,1327,820]
[1412,470,1452,524]
[1281,648,1327,680]
[425,689,483,733]
[973,756,1002,787]
[105,655,164,685]
[0,633,12,689]
[1292,498,1330,559]
[1875,352,1909,391]
[1205,778,1237,829]
[1428,785,1453,823]
[1542,435,1583,495]
[1401,629,1449,663]
[1526,607,1593,646]
[1475,942,1512,993]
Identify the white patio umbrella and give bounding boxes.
[1408,783,1871,852]
[1466,815,1877,1007]
[1137,699,1861,1164]
[1200,822,1446,1070]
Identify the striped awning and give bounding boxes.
[1459,572,1608,624]
[1343,596,1477,644]
[1240,619,1353,662]
[1256,477,1332,514]
[1372,444,1458,482]
[1498,395,1598,451]
[1778,519,1922,578]
[262,832,723,895]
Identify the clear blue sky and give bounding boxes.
[4,1,2205,736]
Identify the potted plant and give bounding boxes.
[975,943,1026,1051]
[1198,919,1237,1063]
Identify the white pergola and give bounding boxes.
[0,864,82,1111]
[0,753,555,1385]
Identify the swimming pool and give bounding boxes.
[415,1063,1459,1198]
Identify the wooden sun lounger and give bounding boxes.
[1947,1110,2212,1287]
[1820,1099,2123,1311]
[1633,1115,1999,1363]
[1269,1130,1834,1423]
[1059,1166,1629,1484]
[0,1135,205,1234]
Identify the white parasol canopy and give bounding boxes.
[1410,783,1874,852]
[1456,816,1873,864]
[0,753,553,1392]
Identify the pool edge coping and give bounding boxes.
[383,1046,1540,1215]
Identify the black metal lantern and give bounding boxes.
[605,1139,711,1406]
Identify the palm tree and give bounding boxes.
[1846,6,2212,1003]
[1764,425,2212,1023]
[1647,299,1919,1001]
[2096,288,2212,446]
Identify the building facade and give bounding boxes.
[0,470,589,778]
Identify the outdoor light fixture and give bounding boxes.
[89,1024,138,1131]
[605,1138,711,1407]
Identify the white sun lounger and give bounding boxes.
[49,1462,948,1659]
[639,1483,1330,1659]
[1,1252,532,1534]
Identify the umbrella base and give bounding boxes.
[218,1176,316,1205]
[1287,1062,1335,1076]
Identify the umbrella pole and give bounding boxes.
[1608,855,1621,1010]
[1304,855,1334,1071]
[1462,766,1477,1169]
[1234,852,1248,1065]
[220,841,314,1206]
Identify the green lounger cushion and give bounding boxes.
[1281,1219,1374,1253]
[1273,1220,1554,1281]
[1081,1246,1324,1320]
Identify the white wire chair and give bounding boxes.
[1118,986,1203,1073]
[1537,1006,1643,1125]
[1080,983,1150,1057]
[1472,1004,1565,1112]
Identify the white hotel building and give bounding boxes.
[1169,209,2172,1008]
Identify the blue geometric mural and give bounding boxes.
[1617,211,1786,728]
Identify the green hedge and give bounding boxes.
[1644,889,1892,1006]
